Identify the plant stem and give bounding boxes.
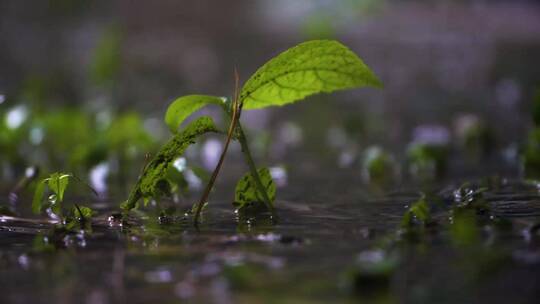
[193,69,274,224]
[236,123,274,212]
[193,99,240,225]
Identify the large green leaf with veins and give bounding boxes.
[165,95,226,133]
[240,40,382,110]
[123,116,219,210]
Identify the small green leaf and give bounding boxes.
[124,116,219,210]
[165,95,226,133]
[32,180,46,214]
[234,168,276,209]
[45,173,71,203]
[401,196,430,228]
[72,205,95,220]
[240,40,382,110]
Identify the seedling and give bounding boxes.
[33,172,97,224]
[123,40,382,224]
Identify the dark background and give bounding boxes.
[1,0,540,179]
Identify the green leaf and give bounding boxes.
[165,95,225,133]
[240,40,382,110]
[401,196,430,228]
[32,180,46,214]
[124,116,219,211]
[234,167,276,209]
[45,173,71,203]
[72,205,95,220]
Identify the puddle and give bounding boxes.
[2,175,540,303]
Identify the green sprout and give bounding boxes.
[32,172,96,225]
[124,40,382,224]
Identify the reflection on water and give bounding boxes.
[2,175,540,303]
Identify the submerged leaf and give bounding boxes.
[240,40,382,110]
[450,208,480,247]
[234,168,276,209]
[123,116,219,210]
[165,95,225,133]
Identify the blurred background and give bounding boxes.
[1,0,540,195]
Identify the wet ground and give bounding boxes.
[2,1,540,303]
[2,171,540,304]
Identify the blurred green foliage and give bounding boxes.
[532,88,540,126]
[450,208,480,247]
[401,195,431,229]
[90,28,122,88]
[522,128,540,179]
[407,143,448,180]
[522,88,540,179]
[0,101,158,185]
[362,146,397,185]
